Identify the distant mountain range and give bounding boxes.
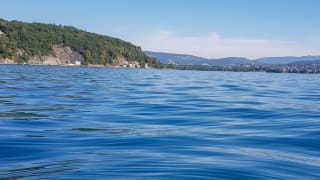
[287,59,320,66]
[256,56,320,64]
[145,51,320,66]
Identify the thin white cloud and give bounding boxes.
[130,31,320,59]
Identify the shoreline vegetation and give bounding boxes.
[1,19,319,74]
[1,55,319,74]
[1,63,319,74]
[174,64,320,74]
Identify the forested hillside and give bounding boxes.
[0,19,160,67]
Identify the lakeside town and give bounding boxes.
[174,61,320,74]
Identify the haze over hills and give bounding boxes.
[145,51,320,66]
[255,56,320,64]
[144,51,256,66]
[287,59,320,66]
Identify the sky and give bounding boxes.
[1,0,320,59]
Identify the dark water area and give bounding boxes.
[0,65,319,179]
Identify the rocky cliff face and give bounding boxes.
[28,46,84,65]
[0,58,15,64]
[0,45,144,68]
[0,46,85,66]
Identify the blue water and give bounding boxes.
[0,65,319,179]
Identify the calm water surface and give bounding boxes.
[0,65,319,179]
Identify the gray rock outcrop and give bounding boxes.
[28,46,84,65]
[0,46,84,65]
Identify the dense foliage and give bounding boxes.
[0,19,161,67]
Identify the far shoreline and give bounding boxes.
[1,63,319,75]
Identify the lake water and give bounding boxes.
[0,65,319,179]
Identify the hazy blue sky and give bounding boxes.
[1,0,320,58]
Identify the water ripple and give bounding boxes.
[0,65,320,179]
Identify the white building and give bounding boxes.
[75,60,81,66]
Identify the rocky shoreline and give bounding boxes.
[0,46,146,69]
[0,62,146,69]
